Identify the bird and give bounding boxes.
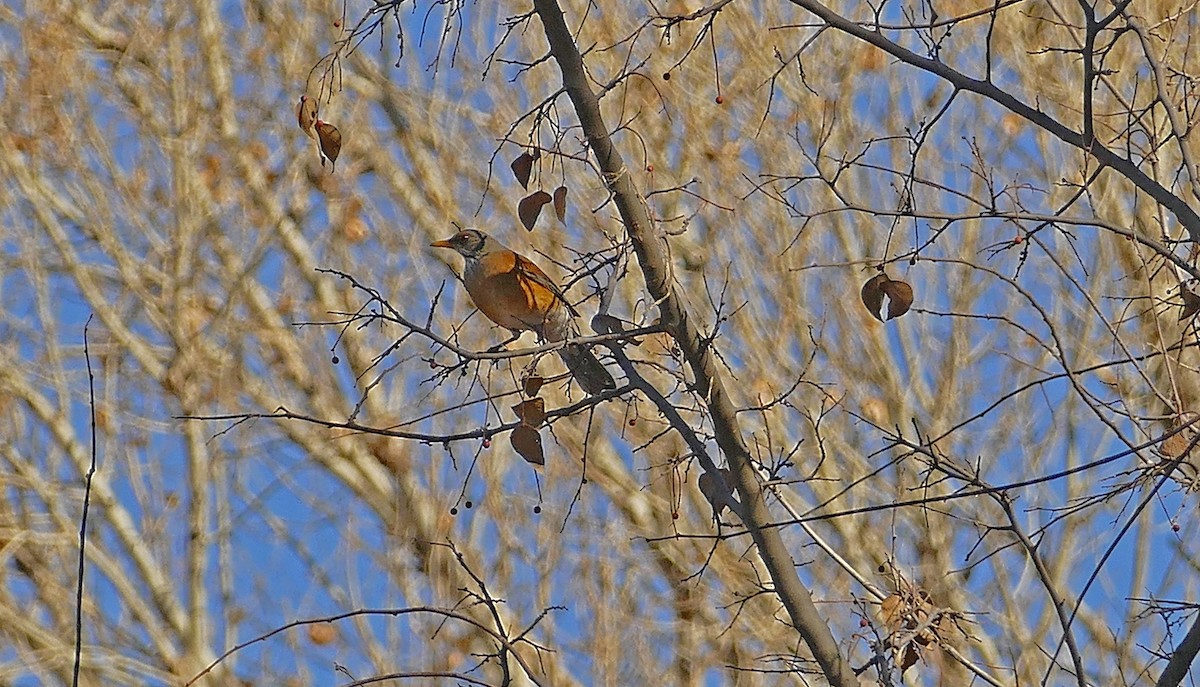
[430,228,616,394]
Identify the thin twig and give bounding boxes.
[73,315,99,687]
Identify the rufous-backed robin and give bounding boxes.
[431,228,615,394]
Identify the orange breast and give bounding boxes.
[464,250,568,337]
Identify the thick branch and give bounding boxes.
[532,1,858,685]
[1156,610,1200,687]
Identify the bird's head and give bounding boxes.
[430,228,490,260]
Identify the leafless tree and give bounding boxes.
[1,1,1198,686]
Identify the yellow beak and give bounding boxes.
[430,239,454,249]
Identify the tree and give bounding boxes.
[1,0,1198,685]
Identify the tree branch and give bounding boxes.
[785,0,1200,243]
[532,1,858,684]
[1157,610,1200,687]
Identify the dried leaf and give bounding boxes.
[553,185,568,222]
[881,278,914,320]
[340,214,369,243]
[861,274,913,321]
[523,375,544,398]
[1161,414,1198,458]
[518,191,553,231]
[511,424,544,466]
[296,95,318,139]
[861,273,888,321]
[1161,431,1191,458]
[511,397,546,427]
[590,313,625,335]
[879,593,904,632]
[307,622,337,646]
[698,467,735,518]
[898,643,920,672]
[510,152,535,189]
[315,120,342,170]
[1181,287,1200,321]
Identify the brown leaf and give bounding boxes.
[1160,414,1198,457]
[898,643,920,672]
[523,375,544,398]
[307,622,337,646]
[1181,287,1200,321]
[340,214,369,243]
[510,152,534,189]
[1161,431,1191,458]
[698,467,735,519]
[315,120,342,170]
[590,313,625,335]
[518,191,553,231]
[511,424,544,466]
[879,593,904,632]
[881,278,914,320]
[296,95,318,139]
[861,273,889,321]
[511,397,546,427]
[553,185,568,222]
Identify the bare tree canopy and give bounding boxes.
[1,1,1199,686]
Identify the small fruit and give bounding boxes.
[715,95,724,104]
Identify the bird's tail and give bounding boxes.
[558,343,615,394]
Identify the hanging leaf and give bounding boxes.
[860,273,888,321]
[340,214,369,243]
[898,643,920,672]
[1162,432,1191,457]
[879,593,905,632]
[315,120,342,170]
[523,375,544,398]
[307,622,337,646]
[861,273,914,321]
[518,191,553,231]
[698,467,735,519]
[1160,413,1198,457]
[511,397,546,427]
[510,152,535,189]
[881,278,914,320]
[1181,287,1200,321]
[296,95,318,139]
[553,185,568,222]
[511,425,544,466]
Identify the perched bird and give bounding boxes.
[430,228,615,394]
